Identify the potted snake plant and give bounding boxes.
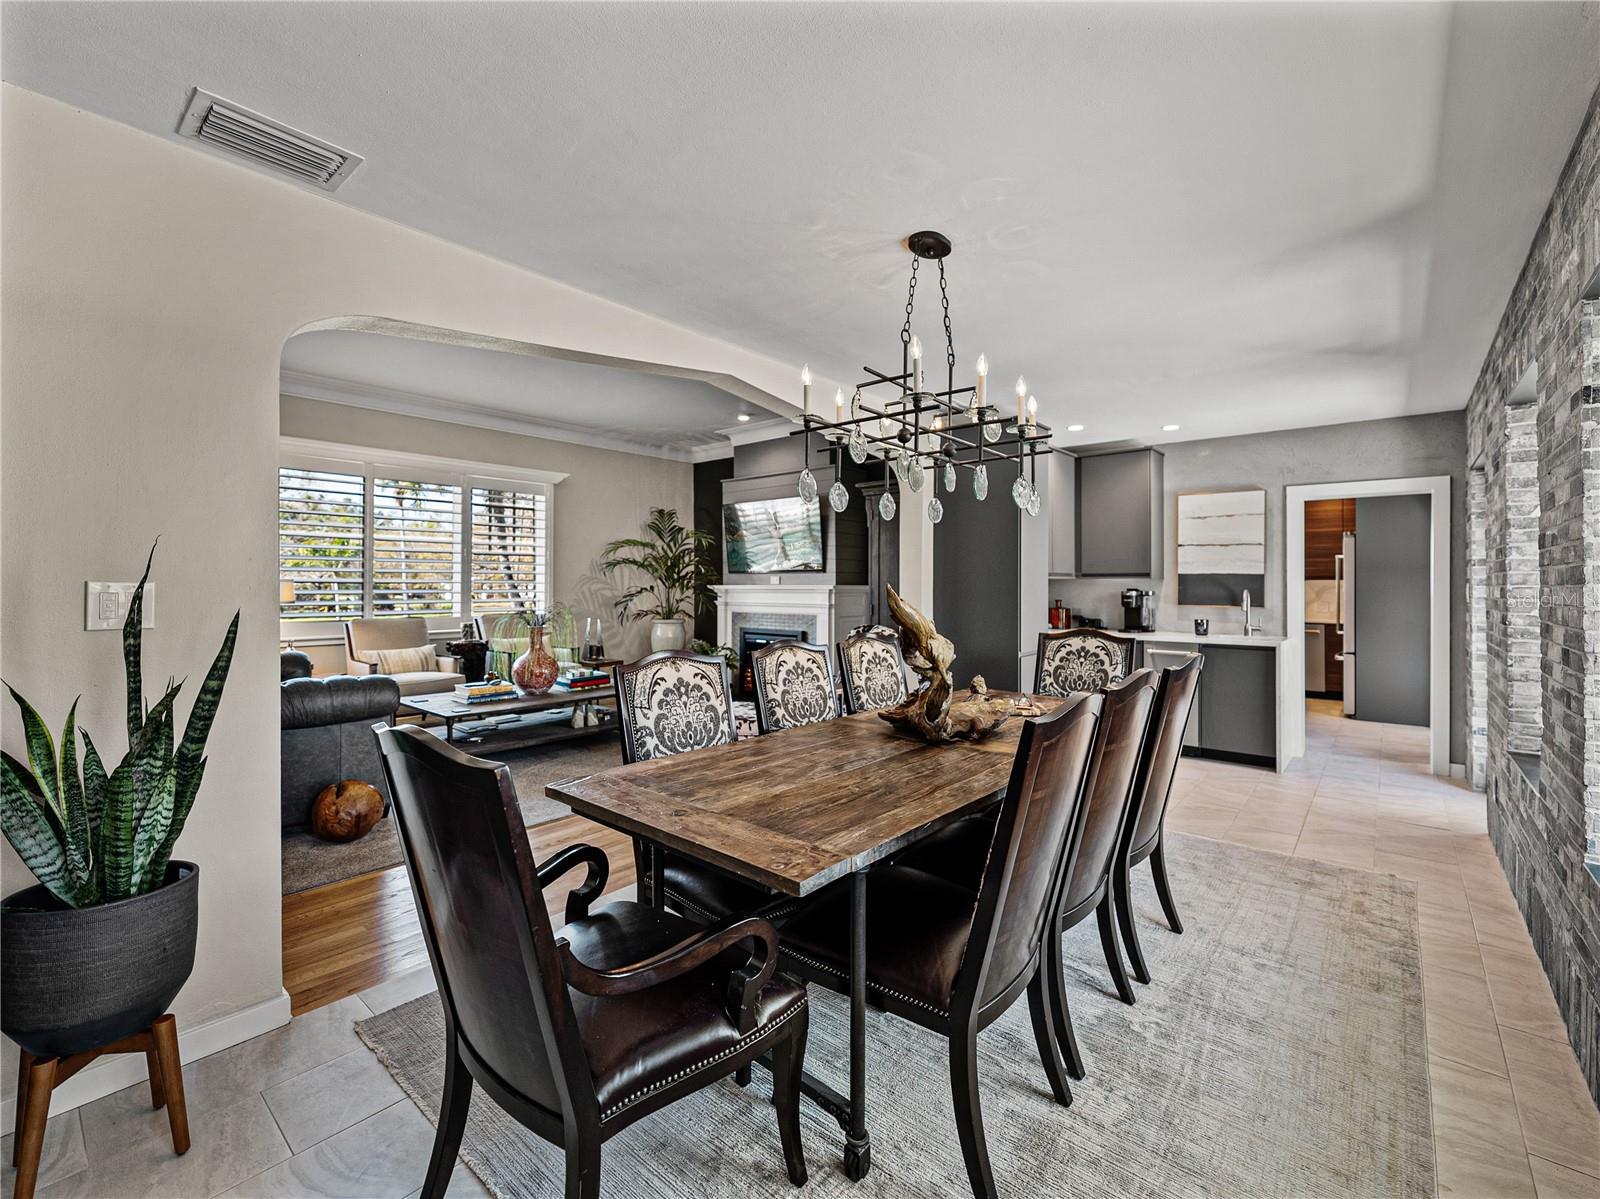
[1,546,237,1060]
[599,507,719,653]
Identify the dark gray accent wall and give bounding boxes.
[1049,409,1468,763]
[692,457,735,643]
[934,480,1021,690]
[718,434,869,587]
[1353,494,1431,727]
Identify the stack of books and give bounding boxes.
[554,669,610,692]
[454,679,517,703]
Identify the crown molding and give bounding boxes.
[280,369,733,464]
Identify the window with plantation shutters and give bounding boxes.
[278,445,559,631]
[470,485,547,614]
[371,477,462,618]
[278,466,365,619]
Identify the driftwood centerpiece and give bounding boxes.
[878,584,1016,743]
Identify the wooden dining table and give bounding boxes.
[545,696,1054,1180]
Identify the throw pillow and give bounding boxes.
[372,644,439,675]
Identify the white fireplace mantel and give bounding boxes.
[714,582,870,651]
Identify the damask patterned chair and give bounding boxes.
[612,652,769,928]
[750,640,838,734]
[1034,628,1135,696]
[614,651,736,764]
[837,626,910,714]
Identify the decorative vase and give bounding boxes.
[1,862,199,1059]
[512,626,560,694]
[650,618,687,652]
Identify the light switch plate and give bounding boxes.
[85,582,155,631]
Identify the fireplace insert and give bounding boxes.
[736,627,805,698]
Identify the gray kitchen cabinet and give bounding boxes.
[1076,448,1163,577]
[1197,646,1276,763]
[1048,452,1076,577]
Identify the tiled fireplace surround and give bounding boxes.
[713,583,870,662]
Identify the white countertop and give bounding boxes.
[1045,628,1288,648]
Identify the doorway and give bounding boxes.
[1285,476,1452,775]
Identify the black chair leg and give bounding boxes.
[1097,894,1136,1005]
[770,1011,809,1186]
[563,1128,601,1199]
[949,1031,997,1199]
[734,1064,752,1088]
[421,1037,473,1199]
[1044,921,1085,1080]
[1025,969,1072,1107]
[1114,859,1152,986]
[1151,835,1185,933]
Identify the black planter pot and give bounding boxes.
[1,862,199,1059]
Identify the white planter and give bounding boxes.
[650,619,687,652]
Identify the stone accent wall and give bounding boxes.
[1465,83,1600,1103]
[1467,467,1489,786]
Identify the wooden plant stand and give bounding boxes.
[11,1013,189,1199]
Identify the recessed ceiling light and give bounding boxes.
[1162,423,1181,431]
[1067,424,1084,432]
[737,413,751,422]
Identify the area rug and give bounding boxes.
[354,834,1434,1197]
[281,737,621,894]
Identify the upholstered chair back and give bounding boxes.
[345,616,432,670]
[613,651,737,764]
[373,724,590,1120]
[1058,670,1159,916]
[1124,653,1204,858]
[751,641,838,734]
[837,627,910,714]
[1034,628,1136,696]
[964,692,1102,1013]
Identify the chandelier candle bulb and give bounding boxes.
[974,353,988,412]
[1015,375,1027,427]
[1027,394,1038,428]
[910,334,923,391]
[801,364,812,417]
[835,388,844,420]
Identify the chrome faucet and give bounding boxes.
[1241,589,1260,637]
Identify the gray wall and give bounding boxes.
[1050,409,1468,762]
[1353,494,1431,726]
[935,478,1022,690]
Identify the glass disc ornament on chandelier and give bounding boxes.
[788,230,1052,518]
[1012,474,1032,509]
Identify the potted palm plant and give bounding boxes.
[1,546,237,1060]
[599,507,718,653]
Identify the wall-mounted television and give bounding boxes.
[724,495,824,573]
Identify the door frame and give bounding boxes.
[1284,475,1452,775]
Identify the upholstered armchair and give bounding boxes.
[344,616,464,697]
[1034,628,1136,696]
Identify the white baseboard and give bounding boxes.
[1451,762,1467,780]
[2,988,292,1125]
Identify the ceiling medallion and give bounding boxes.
[794,232,1052,518]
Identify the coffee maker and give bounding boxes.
[1121,588,1156,632]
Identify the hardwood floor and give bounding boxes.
[282,814,636,1016]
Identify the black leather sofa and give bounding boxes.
[281,651,401,831]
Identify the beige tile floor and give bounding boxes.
[1166,700,1600,1199]
[4,699,1596,1197]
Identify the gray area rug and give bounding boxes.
[355,834,1433,1197]
[281,737,620,894]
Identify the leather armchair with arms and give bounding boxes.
[281,664,401,830]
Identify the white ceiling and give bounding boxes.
[281,328,757,460]
[5,2,1597,449]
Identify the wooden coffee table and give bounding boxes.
[399,684,618,753]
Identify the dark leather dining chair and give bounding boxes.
[837,625,910,713]
[777,692,1103,1199]
[373,724,810,1199]
[899,672,1159,1079]
[1034,628,1135,696]
[750,639,839,733]
[610,651,768,923]
[1115,652,1204,984]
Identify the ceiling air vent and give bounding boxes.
[178,88,362,191]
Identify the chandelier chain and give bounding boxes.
[900,256,918,347]
[938,260,955,373]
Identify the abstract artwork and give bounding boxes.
[1177,489,1266,606]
